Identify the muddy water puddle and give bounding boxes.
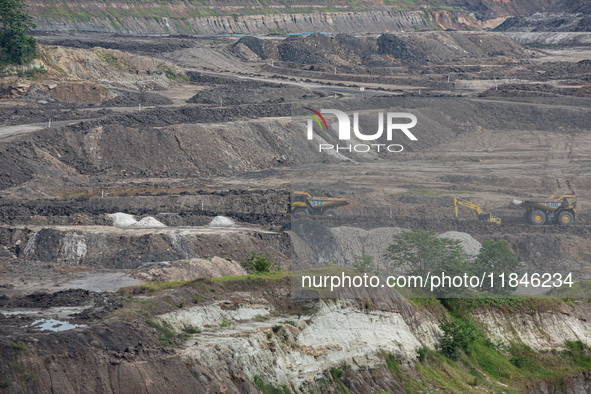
[27,318,86,332]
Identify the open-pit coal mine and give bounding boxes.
[1,0,591,391]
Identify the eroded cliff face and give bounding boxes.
[30,9,476,35]
[2,282,591,393]
[158,298,440,389]
[26,0,562,35]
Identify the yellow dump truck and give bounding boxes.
[513,194,577,225]
[290,191,348,217]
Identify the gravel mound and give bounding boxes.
[377,34,426,64]
[231,36,278,60]
[107,213,137,227]
[276,33,424,65]
[129,216,167,228]
[437,231,482,256]
[209,216,236,227]
[101,91,173,107]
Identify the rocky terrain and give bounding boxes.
[25,0,562,36]
[1,7,591,391]
[495,0,591,37]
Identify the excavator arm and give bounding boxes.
[453,198,484,218]
[453,198,501,224]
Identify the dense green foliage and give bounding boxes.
[476,240,519,294]
[0,0,36,65]
[439,318,480,359]
[241,252,281,274]
[352,253,379,275]
[385,230,472,296]
[386,230,519,297]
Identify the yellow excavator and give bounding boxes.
[453,198,501,224]
[290,191,349,217]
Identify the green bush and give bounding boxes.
[352,253,380,275]
[418,346,428,363]
[253,375,288,394]
[10,341,26,351]
[21,64,46,79]
[146,319,175,345]
[476,240,519,294]
[385,230,473,297]
[0,0,37,65]
[439,319,479,360]
[330,367,343,381]
[241,252,281,274]
[509,356,530,368]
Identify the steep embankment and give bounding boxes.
[495,0,591,34]
[2,278,591,393]
[25,0,559,34]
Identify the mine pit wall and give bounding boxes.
[16,227,290,269]
[156,298,441,389]
[503,32,591,46]
[2,286,591,393]
[0,190,289,225]
[153,298,591,393]
[31,10,468,35]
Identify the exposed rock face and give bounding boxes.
[159,297,440,389]
[495,0,591,33]
[0,319,201,394]
[2,284,591,393]
[30,10,464,35]
[21,226,287,268]
[503,32,591,46]
[477,305,591,351]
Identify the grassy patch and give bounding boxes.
[424,5,463,11]
[13,365,38,382]
[158,63,189,81]
[253,375,289,394]
[96,50,125,69]
[147,319,176,345]
[212,271,290,282]
[130,281,188,293]
[10,342,27,352]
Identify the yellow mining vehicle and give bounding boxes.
[290,191,349,217]
[453,197,501,224]
[513,194,577,225]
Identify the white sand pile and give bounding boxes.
[437,231,481,256]
[130,217,167,228]
[107,213,166,228]
[209,216,235,227]
[107,213,138,227]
